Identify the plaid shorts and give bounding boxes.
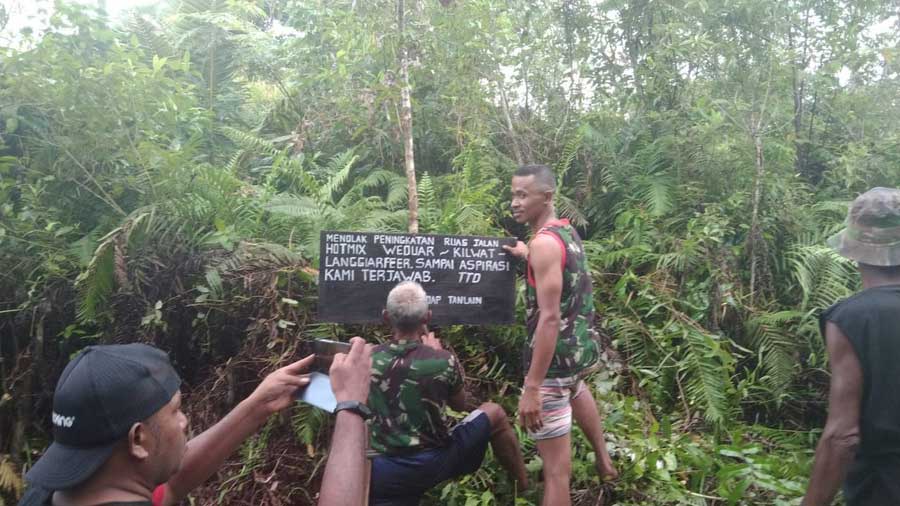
[528,376,588,440]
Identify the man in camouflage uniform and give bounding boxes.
[368,281,528,506]
[504,164,618,506]
[803,188,900,506]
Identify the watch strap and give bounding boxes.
[334,400,372,420]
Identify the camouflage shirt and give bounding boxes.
[524,219,601,378]
[368,340,464,455]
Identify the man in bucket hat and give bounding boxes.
[20,338,373,506]
[803,187,900,506]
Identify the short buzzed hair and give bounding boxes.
[385,281,428,333]
[514,164,556,192]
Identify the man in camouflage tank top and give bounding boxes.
[368,281,528,506]
[503,164,618,506]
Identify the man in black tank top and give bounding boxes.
[803,187,900,506]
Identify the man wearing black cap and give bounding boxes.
[21,337,373,506]
[803,187,900,506]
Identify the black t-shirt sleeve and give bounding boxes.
[820,294,871,374]
[821,296,862,345]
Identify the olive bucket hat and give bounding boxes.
[827,187,900,267]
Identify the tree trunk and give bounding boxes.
[748,115,765,305]
[790,10,810,175]
[13,316,43,457]
[398,0,419,234]
[498,78,524,165]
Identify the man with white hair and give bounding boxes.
[367,281,528,506]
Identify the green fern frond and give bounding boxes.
[178,0,228,14]
[812,200,850,218]
[418,172,437,232]
[76,210,156,315]
[265,195,322,220]
[75,231,117,323]
[789,245,857,311]
[444,204,489,235]
[229,0,267,21]
[359,169,396,190]
[219,126,278,156]
[657,237,701,274]
[585,243,656,270]
[555,130,584,188]
[292,403,327,449]
[608,314,657,369]
[224,149,248,173]
[127,14,173,59]
[267,154,321,196]
[357,169,407,208]
[364,209,409,231]
[679,322,735,426]
[70,226,103,267]
[318,151,357,203]
[454,140,498,187]
[210,241,305,274]
[633,136,671,174]
[635,174,674,217]
[747,310,804,395]
[555,194,588,228]
[386,173,409,209]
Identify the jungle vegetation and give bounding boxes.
[1,0,899,504]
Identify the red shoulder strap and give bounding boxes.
[526,228,567,287]
[152,485,167,506]
[542,218,570,228]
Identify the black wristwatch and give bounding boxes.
[334,400,373,420]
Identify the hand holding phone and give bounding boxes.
[312,339,351,373]
[299,338,368,413]
[299,371,338,412]
[328,336,372,404]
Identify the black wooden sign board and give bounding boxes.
[317,230,517,325]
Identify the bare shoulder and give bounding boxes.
[529,234,561,268]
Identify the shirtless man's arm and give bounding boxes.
[518,235,563,431]
[801,322,862,506]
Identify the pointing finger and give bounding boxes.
[279,375,310,389]
[282,354,315,374]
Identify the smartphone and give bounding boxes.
[312,339,351,373]
[298,371,337,412]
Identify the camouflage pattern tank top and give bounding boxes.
[524,219,601,378]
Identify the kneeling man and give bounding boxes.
[368,281,528,506]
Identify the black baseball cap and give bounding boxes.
[24,344,181,491]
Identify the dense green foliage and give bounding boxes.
[1,0,899,504]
